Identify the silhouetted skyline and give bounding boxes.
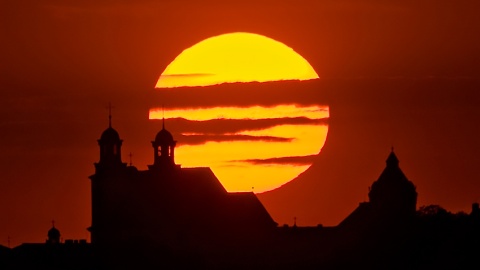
[2,0,480,249]
[2,120,479,269]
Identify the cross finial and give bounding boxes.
[162,104,165,130]
[293,216,297,227]
[106,102,114,128]
[129,152,133,166]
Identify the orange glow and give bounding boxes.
[156,32,319,88]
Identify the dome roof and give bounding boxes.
[369,150,417,202]
[155,128,174,144]
[100,127,120,142]
[48,226,60,238]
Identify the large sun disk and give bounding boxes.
[152,32,327,193]
[156,32,319,88]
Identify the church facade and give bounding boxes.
[88,116,277,258]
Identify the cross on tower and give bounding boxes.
[106,102,115,128]
[162,104,165,129]
[129,152,133,166]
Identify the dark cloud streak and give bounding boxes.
[155,117,328,135]
[154,80,329,108]
[233,155,317,166]
[177,134,292,146]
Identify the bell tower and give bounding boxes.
[89,107,126,245]
[150,118,177,170]
[96,108,123,169]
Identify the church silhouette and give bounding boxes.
[339,149,418,230]
[2,113,480,269]
[89,115,276,267]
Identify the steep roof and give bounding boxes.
[227,192,277,228]
[368,150,417,207]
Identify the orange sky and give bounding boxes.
[1,0,480,247]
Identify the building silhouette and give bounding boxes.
[339,149,418,230]
[5,224,91,269]
[2,114,480,269]
[88,117,276,267]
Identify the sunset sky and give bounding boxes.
[2,0,480,247]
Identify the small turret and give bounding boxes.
[150,118,177,170]
[96,106,123,168]
[46,221,61,244]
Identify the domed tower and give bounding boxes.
[368,149,417,218]
[46,221,61,244]
[89,109,127,245]
[150,118,177,169]
[96,112,123,168]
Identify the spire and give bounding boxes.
[368,148,418,219]
[108,102,112,128]
[386,147,399,167]
[162,104,165,130]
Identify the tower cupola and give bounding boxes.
[46,221,61,244]
[151,118,176,169]
[97,108,123,167]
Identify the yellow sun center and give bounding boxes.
[152,32,327,193]
[156,32,319,88]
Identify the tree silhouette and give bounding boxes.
[417,204,449,217]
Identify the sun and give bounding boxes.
[156,32,319,88]
[151,32,328,193]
